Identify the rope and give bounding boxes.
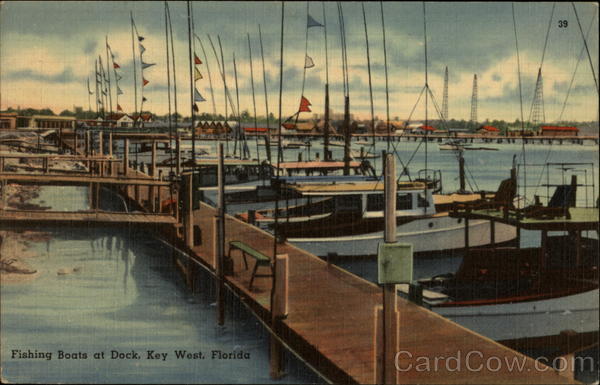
[512,2,527,206]
[247,34,260,162]
[571,2,599,94]
[362,3,377,153]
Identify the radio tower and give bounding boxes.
[470,74,478,125]
[530,68,545,125]
[442,66,449,120]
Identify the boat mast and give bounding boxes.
[186,0,196,162]
[380,1,391,154]
[362,3,376,153]
[105,36,113,117]
[130,12,138,127]
[248,33,260,162]
[423,2,429,212]
[166,2,180,175]
[164,1,173,174]
[322,2,331,161]
[337,2,351,175]
[258,25,272,164]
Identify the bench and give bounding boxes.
[228,241,273,290]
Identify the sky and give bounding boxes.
[1,1,598,122]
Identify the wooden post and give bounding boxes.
[1,180,6,210]
[270,253,289,379]
[156,186,162,214]
[382,153,398,385]
[150,140,157,212]
[151,140,157,178]
[98,131,103,156]
[123,139,129,176]
[212,216,219,268]
[183,173,194,249]
[176,137,181,175]
[216,144,226,325]
[95,182,100,212]
[44,157,49,173]
[374,306,384,384]
[74,132,79,154]
[108,132,113,157]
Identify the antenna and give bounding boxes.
[470,74,478,125]
[530,68,545,126]
[442,66,448,120]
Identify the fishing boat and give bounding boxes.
[415,171,599,343]
[252,169,517,257]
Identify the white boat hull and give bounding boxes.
[287,215,516,257]
[433,289,600,341]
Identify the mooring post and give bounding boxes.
[374,306,384,384]
[212,216,219,269]
[98,131,103,157]
[108,132,113,157]
[382,153,399,385]
[216,143,226,326]
[183,173,194,249]
[150,140,157,212]
[123,139,129,177]
[270,253,289,379]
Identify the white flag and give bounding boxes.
[304,55,315,69]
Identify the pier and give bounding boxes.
[0,145,581,384]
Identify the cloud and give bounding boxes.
[83,39,98,55]
[4,67,84,84]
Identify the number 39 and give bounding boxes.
[558,20,568,28]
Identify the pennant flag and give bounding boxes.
[194,88,206,102]
[117,86,123,95]
[139,43,146,54]
[298,96,311,113]
[117,104,123,112]
[87,78,93,95]
[113,62,120,69]
[193,103,199,112]
[138,35,145,42]
[98,98,103,104]
[194,54,202,65]
[143,78,149,86]
[142,96,148,102]
[116,73,123,81]
[304,55,315,69]
[194,67,203,81]
[307,14,324,28]
[142,61,156,69]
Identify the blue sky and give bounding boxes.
[1,1,598,122]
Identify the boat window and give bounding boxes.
[417,193,430,208]
[396,193,412,210]
[366,194,384,211]
[336,195,362,212]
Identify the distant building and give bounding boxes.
[295,121,316,133]
[17,115,76,129]
[0,112,17,130]
[477,125,500,135]
[540,125,579,137]
[106,113,134,128]
[412,125,437,134]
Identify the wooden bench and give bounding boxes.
[228,241,273,290]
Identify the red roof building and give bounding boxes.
[540,125,579,137]
[418,125,436,132]
[243,127,268,134]
[477,125,500,135]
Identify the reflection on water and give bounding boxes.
[1,227,322,384]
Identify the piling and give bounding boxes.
[270,253,288,379]
[216,143,226,325]
[123,139,129,177]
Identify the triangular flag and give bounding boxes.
[138,35,145,42]
[142,61,155,69]
[113,62,120,69]
[194,88,206,102]
[298,96,311,113]
[194,54,202,65]
[307,14,324,28]
[194,67,203,81]
[193,103,199,112]
[117,104,123,112]
[143,78,149,86]
[304,55,315,69]
[139,43,146,54]
[117,86,123,95]
[142,96,148,102]
[116,73,123,81]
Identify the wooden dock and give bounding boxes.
[0,209,177,225]
[183,202,575,384]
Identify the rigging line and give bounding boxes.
[218,35,230,155]
[423,2,429,182]
[293,1,311,130]
[340,3,349,94]
[336,2,347,97]
[195,35,217,117]
[130,13,138,126]
[258,24,272,164]
[532,9,597,199]
[166,2,179,160]
[362,3,376,153]
[407,85,427,123]
[380,1,391,154]
[272,1,286,313]
[233,53,244,158]
[186,0,196,162]
[164,1,173,174]
[248,34,260,162]
[322,2,329,85]
[527,2,556,122]
[571,2,599,94]
[559,8,597,122]
[512,2,527,206]
[206,35,239,119]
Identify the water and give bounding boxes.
[1,187,323,384]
